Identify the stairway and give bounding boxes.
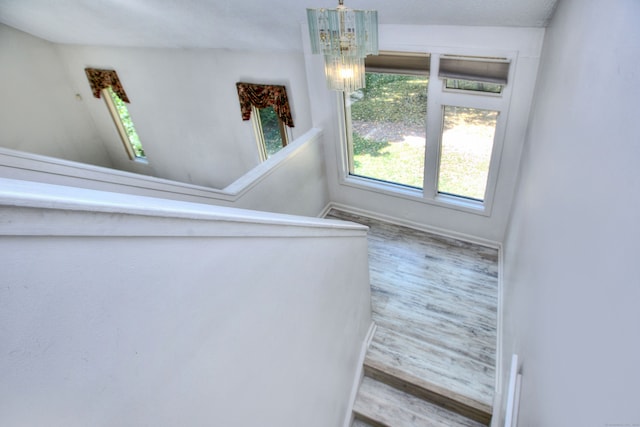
[325,209,498,427]
[350,326,493,427]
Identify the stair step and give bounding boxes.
[353,376,486,427]
[352,417,376,427]
[364,326,493,425]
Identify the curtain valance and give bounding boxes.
[85,68,130,103]
[236,83,294,128]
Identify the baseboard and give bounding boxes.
[317,202,334,219]
[342,321,377,427]
[325,202,501,249]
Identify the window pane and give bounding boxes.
[445,78,503,94]
[438,106,498,201]
[107,87,146,159]
[349,72,428,189]
[258,106,284,157]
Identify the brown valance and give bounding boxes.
[236,83,294,128]
[84,68,130,103]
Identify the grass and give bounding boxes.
[352,133,425,188]
[350,74,427,188]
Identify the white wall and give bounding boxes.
[501,0,640,425]
[0,178,371,427]
[304,24,544,243]
[56,44,313,188]
[0,24,111,168]
[0,23,313,190]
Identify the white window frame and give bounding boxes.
[339,49,515,216]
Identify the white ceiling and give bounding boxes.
[0,0,558,51]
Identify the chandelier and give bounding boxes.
[307,0,378,93]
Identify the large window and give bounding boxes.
[343,52,510,211]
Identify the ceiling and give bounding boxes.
[0,0,558,52]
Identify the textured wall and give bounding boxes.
[0,179,371,426]
[501,0,640,425]
[0,24,111,168]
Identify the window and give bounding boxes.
[236,82,294,162]
[342,52,511,211]
[438,106,499,200]
[84,68,146,161]
[345,52,430,188]
[103,86,146,160]
[444,79,503,94]
[251,105,289,161]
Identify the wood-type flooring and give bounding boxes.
[326,209,499,426]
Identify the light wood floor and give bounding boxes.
[327,209,499,424]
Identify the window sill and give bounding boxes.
[341,174,491,216]
[132,157,149,165]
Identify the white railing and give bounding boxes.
[0,128,326,214]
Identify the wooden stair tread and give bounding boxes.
[352,418,376,427]
[364,326,493,424]
[353,376,486,427]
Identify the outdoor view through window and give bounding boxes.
[347,71,500,201]
[105,86,145,160]
[258,106,287,157]
[438,106,498,200]
[348,72,428,189]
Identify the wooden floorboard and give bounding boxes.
[327,209,499,415]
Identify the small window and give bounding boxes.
[437,106,499,201]
[438,55,510,85]
[252,105,289,161]
[236,82,295,162]
[102,86,146,160]
[84,68,146,161]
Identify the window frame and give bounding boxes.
[339,50,514,216]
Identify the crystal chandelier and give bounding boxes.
[307,0,378,93]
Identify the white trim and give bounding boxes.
[342,321,377,427]
[317,202,335,219]
[0,177,367,238]
[504,354,521,427]
[495,244,505,395]
[339,175,490,216]
[251,105,269,162]
[325,201,500,249]
[490,242,506,427]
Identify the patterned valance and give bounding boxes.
[84,68,130,103]
[236,83,294,128]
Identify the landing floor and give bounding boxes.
[327,210,499,404]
